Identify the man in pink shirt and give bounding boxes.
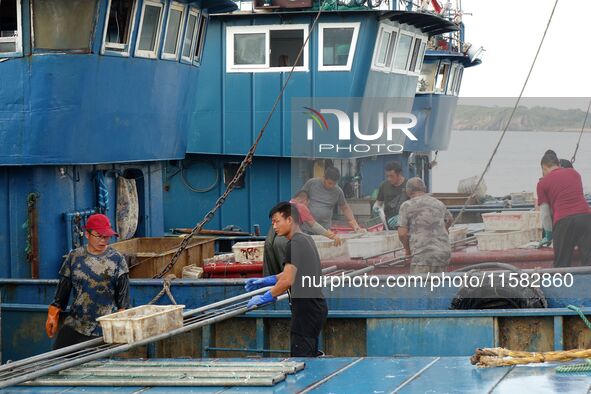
[537,151,591,267]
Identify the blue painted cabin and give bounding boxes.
[164,5,461,232]
[0,0,235,277]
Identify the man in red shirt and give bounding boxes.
[537,151,591,267]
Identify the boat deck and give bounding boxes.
[4,357,591,393]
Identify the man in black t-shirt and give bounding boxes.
[245,202,328,357]
[372,161,408,229]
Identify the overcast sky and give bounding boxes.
[459,0,590,104]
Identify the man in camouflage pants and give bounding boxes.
[398,178,453,274]
[45,214,130,349]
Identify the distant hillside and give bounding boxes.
[453,105,590,131]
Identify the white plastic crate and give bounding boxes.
[476,229,540,251]
[232,241,265,263]
[97,305,185,344]
[346,232,401,258]
[311,236,349,260]
[481,211,540,231]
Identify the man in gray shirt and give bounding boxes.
[302,167,362,232]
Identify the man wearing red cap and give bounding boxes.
[45,214,130,349]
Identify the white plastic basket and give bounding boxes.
[97,305,185,344]
[346,232,401,259]
[311,236,349,260]
[481,211,540,231]
[476,229,540,251]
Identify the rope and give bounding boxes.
[153,3,326,279]
[148,274,178,305]
[472,305,591,372]
[452,0,560,225]
[570,98,591,164]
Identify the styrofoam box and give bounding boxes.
[476,228,541,251]
[482,211,541,231]
[97,305,185,344]
[203,253,235,265]
[346,232,402,259]
[232,241,265,263]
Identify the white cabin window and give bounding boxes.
[446,63,458,95]
[392,33,412,72]
[414,41,426,72]
[417,61,438,93]
[193,13,207,64]
[162,2,185,60]
[227,25,309,72]
[32,0,97,51]
[181,8,198,63]
[408,38,424,72]
[372,25,397,72]
[434,61,450,93]
[0,0,22,56]
[135,1,163,59]
[318,22,360,71]
[102,0,138,56]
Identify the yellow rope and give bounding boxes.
[471,347,591,367]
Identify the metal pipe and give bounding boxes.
[0,338,103,373]
[81,360,304,369]
[0,302,254,388]
[82,360,304,369]
[25,375,286,387]
[183,264,340,318]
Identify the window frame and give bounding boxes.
[161,1,186,61]
[134,0,164,59]
[180,7,199,64]
[446,62,459,95]
[226,24,309,73]
[416,59,439,94]
[0,0,23,57]
[192,12,207,66]
[454,66,464,95]
[371,24,398,73]
[318,22,360,72]
[434,60,451,94]
[100,0,139,57]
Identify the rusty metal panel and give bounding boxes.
[212,318,257,358]
[267,318,291,357]
[154,328,202,358]
[564,315,591,350]
[324,319,366,357]
[499,317,554,352]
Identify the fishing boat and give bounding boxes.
[2,0,591,391]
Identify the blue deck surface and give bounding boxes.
[4,357,591,393]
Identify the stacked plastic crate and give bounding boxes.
[476,211,542,251]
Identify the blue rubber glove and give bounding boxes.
[247,290,277,309]
[538,229,553,247]
[387,215,399,229]
[244,275,277,292]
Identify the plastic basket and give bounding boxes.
[97,305,185,344]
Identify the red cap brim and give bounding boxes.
[93,228,118,237]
